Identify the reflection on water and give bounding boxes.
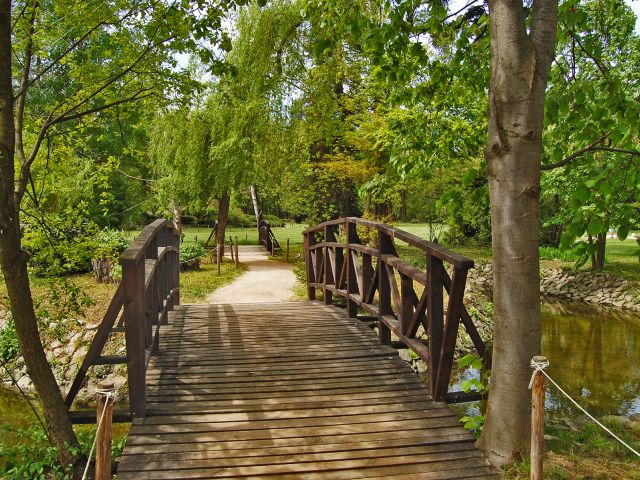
[0,386,38,446]
[452,299,640,418]
[542,298,640,417]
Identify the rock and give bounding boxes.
[629,413,640,422]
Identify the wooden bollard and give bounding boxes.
[229,236,234,261]
[286,238,290,261]
[234,236,239,268]
[245,233,248,243]
[95,381,115,480]
[216,244,221,275]
[530,356,548,480]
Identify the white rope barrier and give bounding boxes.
[81,388,116,480]
[530,359,640,458]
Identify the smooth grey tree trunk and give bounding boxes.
[249,184,263,227]
[479,0,559,466]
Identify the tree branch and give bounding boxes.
[14,1,37,166]
[541,134,608,170]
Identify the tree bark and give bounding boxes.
[215,192,230,256]
[479,0,558,466]
[249,184,263,227]
[172,202,182,234]
[0,2,83,476]
[592,232,606,270]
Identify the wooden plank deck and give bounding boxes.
[117,302,497,479]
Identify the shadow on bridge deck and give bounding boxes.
[117,302,497,479]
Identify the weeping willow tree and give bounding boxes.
[205,1,305,229]
[147,108,213,232]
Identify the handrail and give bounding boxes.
[65,219,180,420]
[258,219,281,252]
[303,217,488,403]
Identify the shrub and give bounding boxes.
[539,245,581,262]
[227,207,254,227]
[22,208,100,276]
[180,242,205,262]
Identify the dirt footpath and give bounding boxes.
[206,245,297,303]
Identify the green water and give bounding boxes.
[541,298,640,417]
[452,299,640,418]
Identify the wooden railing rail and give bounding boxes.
[258,220,281,253]
[65,219,180,420]
[303,217,488,403]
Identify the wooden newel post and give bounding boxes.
[530,355,548,480]
[95,380,115,480]
[234,236,239,268]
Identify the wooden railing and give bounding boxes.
[258,220,281,253]
[303,217,489,403]
[65,219,180,421]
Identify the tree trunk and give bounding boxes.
[593,232,606,270]
[249,184,263,227]
[0,3,83,476]
[172,202,182,234]
[479,0,558,466]
[215,192,230,256]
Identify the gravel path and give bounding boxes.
[206,245,297,303]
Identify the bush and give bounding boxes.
[539,245,581,262]
[180,242,205,262]
[263,214,285,227]
[22,209,100,276]
[227,207,254,227]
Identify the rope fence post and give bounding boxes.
[234,236,239,268]
[530,356,548,480]
[95,381,115,480]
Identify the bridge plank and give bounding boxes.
[118,302,497,479]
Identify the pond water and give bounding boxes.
[453,298,640,419]
[541,298,640,417]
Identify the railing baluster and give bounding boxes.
[346,220,358,318]
[427,254,444,397]
[377,229,393,345]
[122,255,146,418]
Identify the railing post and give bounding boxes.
[324,224,335,305]
[530,356,548,480]
[304,232,316,300]
[426,253,444,396]
[95,380,115,480]
[346,220,358,318]
[377,228,393,345]
[171,227,180,307]
[122,255,146,418]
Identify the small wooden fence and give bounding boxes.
[65,219,180,421]
[303,217,489,403]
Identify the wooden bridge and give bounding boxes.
[68,218,497,479]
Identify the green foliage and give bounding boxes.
[0,424,68,480]
[95,229,129,259]
[180,242,206,262]
[0,313,20,366]
[456,353,490,436]
[539,245,581,262]
[22,207,101,276]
